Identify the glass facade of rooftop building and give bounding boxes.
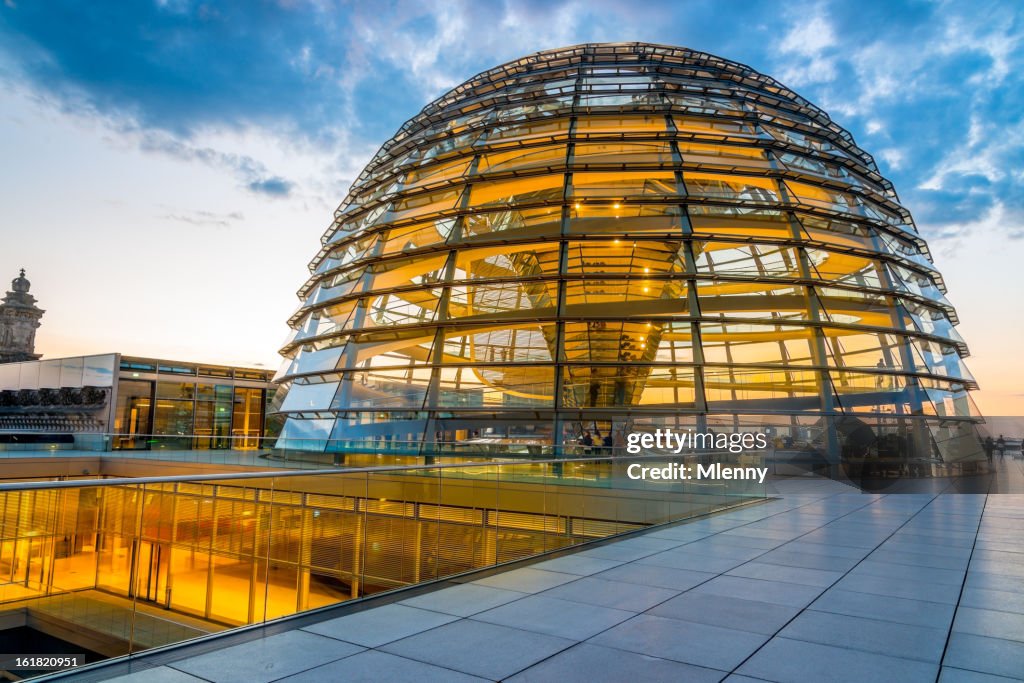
[274,43,984,465]
[0,354,275,451]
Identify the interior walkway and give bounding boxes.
[21,591,215,650]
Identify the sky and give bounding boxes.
[1,0,1022,415]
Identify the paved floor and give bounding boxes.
[88,465,1024,683]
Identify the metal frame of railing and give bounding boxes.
[0,431,778,458]
[0,450,754,491]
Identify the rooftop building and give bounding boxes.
[0,353,275,450]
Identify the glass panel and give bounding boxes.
[799,215,876,251]
[468,175,564,207]
[567,203,682,236]
[18,362,39,390]
[365,253,448,290]
[448,281,558,319]
[564,278,683,308]
[83,354,116,387]
[565,239,687,276]
[562,366,695,407]
[287,346,344,376]
[694,242,800,278]
[59,357,84,388]
[378,219,457,256]
[685,172,778,202]
[402,157,471,189]
[806,248,882,288]
[367,289,442,327]
[277,418,334,447]
[785,180,865,216]
[194,398,233,449]
[280,382,336,412]
[113,380,152,449]
[156,381,196,400]
[436,365,554,407]
[575,114,666,134]
[390,187,462,222]
[678,142,771,169]
[704,365,820,405]
[345,369,430,409]
[454,241,561,281]
[153,399,194,448]
[672,116,757,136]
[572,142,674,166]
[443,328,555,363]
[38,359,62,388]
[461,205,562,241]
[571,171,678,197]
[477,146,567,174]
[484,117,570,144]
[689,208,792,240]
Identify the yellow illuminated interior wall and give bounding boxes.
[0,474,656,631]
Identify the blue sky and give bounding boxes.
[1,0,1022,413]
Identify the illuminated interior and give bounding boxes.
[0,459,750,652]
[274,43,984,463]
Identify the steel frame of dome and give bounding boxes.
[273,42,984,463]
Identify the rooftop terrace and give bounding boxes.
[46,457,1024,683]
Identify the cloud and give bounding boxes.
[915,112,1024,227]
[0,1,351,139]
[780,13,835,56]
[247,177,293,197]
[340,0,659,109]
[1,0,1023,243]
[938,10,1020,88]
[162,209,245,228]
[920,202,1007,258]
[758,0,1024,241]
[775,6,838,85]
[878,148,904,171]
[0,0,351,204]
[134,128,297,198]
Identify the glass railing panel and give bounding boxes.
[0,452,765,663]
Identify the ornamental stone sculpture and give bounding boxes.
[0,269,45,363]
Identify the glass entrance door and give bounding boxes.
[132,540,168,605]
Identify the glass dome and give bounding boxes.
[273,42,984,465]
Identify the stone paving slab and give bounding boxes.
[274,650,489,683]
[378,619,575,680]
[537,575,680,612]
[300,603,459,648]
[470,594,635,640]
[736,636,939,682]
[504,642,725,683]
[398,583,528,617]
[168,630,363,683]
[105,668,207,683]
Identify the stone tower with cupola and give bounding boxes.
[0,269,45,363]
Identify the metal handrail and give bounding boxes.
[0,450,745,491]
